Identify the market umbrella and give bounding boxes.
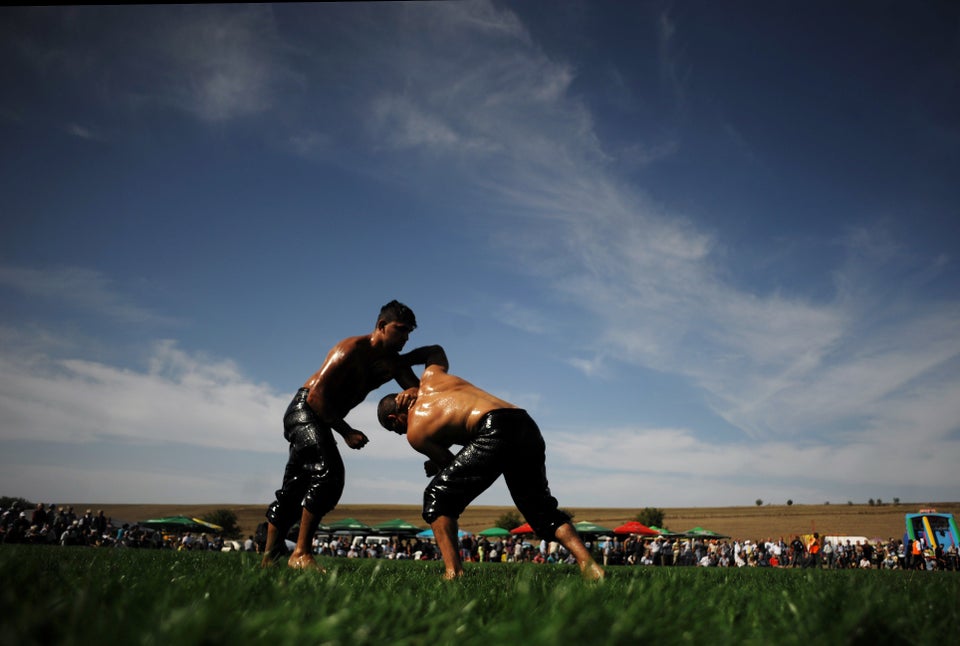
[192,517,223,532]
[371,518,423,534]
[510,522,534,535]
[613,520,658,536]
[649,525,680,537]
[139,516,222,533]
[574,521,613,534]
[477,527,512,538]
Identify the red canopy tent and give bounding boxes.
[510,522,534,535]
[613,521,659,536]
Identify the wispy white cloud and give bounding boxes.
[0,339,284,452]
[146,5,286,123]
[370,95,469,152]
[363,2,599,174]
[656,8,688,112]
[618,138,681,167]
[494,301,548,336]
[9,6,289,125]
[65,123,101,140]
[0,265,175,325]
[286,130,334,157]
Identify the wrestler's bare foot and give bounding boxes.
[442,569,464,580]
[288,553,327,573]
[582,562,605,581]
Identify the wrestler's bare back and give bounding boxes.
[405,367,517,449]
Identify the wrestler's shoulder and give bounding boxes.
[339,333,371,347]
[329,334,374,356]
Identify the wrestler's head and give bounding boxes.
[377,393,408,435]
[376,301,417,351]
[377,300,417,330]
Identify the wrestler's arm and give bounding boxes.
[394,346,448,405]
[409,436,456,473]
[329,418,367,449]
[401,345,448,372]
[386,345,444,390]
[393,366,419,390]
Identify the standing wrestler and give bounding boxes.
[376,346,604,581]
[262,300,438,570]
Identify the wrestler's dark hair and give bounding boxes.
[378,300,417,329]
[377,393,400,431]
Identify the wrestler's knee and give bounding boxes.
[525,508,571,543]
[302,464,345,517]
[265,498,298,531]
[422,495,440,525]
[422,477,466,525]
[529,518,565,543]
[302,487,340,518]
[421,481,437,524]
[422,477,452,524]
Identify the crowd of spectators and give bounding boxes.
[309,533,583,564]
[1,500,224,551]
[312,534,439,560]
[305,531,959,571]
[2,501,113,547]
[311,529,959,571]
[591,533,959,571]
[4,499,957,571]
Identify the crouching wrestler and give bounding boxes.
[376,346,604,581]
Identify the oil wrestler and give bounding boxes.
[262,300,439,570]
[377,346,604,581]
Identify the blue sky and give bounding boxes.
[1,2,958,510]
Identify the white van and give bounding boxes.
[351,535,392,547]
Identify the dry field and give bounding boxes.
[70,501,960,542]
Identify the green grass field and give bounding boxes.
[1,546,957,645]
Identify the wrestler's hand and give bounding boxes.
[344,429,369,450]
[395,388,417,411]
[424,460,440,477]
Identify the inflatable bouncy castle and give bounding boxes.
[904,509,959,550]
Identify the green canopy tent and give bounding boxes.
[684,526,730,539]
[649,525,682,538]
[573,521,613,534]
[371,518,423,535]
[477,527,512,538]
[139,516,223,533]
[326,518,372,535]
